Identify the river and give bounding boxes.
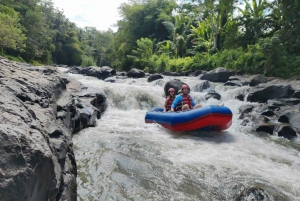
[62,72,300,201]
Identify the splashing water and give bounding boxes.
[62,71,300,201]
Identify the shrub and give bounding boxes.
[81,55,96,67]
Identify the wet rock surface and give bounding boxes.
[66,66,115,80]
[0,57,106,201]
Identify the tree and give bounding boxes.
[0,5,26,51]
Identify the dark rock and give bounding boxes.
[238,105,254,119]
[192,80,211,92]
[199,67,233,82]
[293,91,300,98]
[194,70,207,76]
[104,77,116,83]
[278,108,300,131]
[235,94,245,101]
[0,56,107,201]
[163,72,181,76]
[261,110,275,117]
[164,79,186,96]
[247,74,268,86]
[101,66,116,75]
[247,84,295,103]
[116,71,126,76]
[280,98,300,106]
[126,68,145,78]
[256,124,275,134]
[224,81,242,87]
[278,125,297,139]
[205,91,221,100]
[66,66,114,80]
[147,74,163,82]
[228,76,240,81]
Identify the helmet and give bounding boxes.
[168,88,175,92]
[181,85,190,90]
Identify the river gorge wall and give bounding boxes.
[0,57,106,201]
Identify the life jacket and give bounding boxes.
[182,94,192,108]
[175,94,192,111]
[165,96,175,111]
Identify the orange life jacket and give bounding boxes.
[166,96,174,111]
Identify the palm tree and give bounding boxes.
[161,14,192,57]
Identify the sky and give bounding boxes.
[51,0,129,32]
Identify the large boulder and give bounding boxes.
[247,74,268,86]
[66,66,114,80]
[247,84,295,103]
[0,57,107,201]
[126,68,145,78]
[199,67,233,82]
[164,79,186,96]
[192,80,211,92]
[147,74,163,82]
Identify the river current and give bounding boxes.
[61,70,300,201]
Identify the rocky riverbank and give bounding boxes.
[68,66,299,139]
[0,57,106,201]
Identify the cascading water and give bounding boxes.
[63,72,300,201]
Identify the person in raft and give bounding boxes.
[163,88,176,112]
[170,84,202,112]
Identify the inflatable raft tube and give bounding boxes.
[145,105,232,131]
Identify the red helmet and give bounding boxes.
[181,85,190,90]
[168,88,175,92]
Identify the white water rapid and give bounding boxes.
[62,71,300,201]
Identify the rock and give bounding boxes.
[192,80,211,92]
[293,91,300,98]
[280,98,300,106]
[278,108,300,131]
[238,105,254,119]
[147,74,163,82]
[247,84,295,103]
[194,70,207,76]
[261,110,275,117]
[235,94,245,101]
[164,79,186,96]
[180,70,194,76]
[247,74,268,86]
[224,81,242,87]
[205,91,221,100]
[278,125,297,139]
[104,77,116,83]
[116,71,126,76]
[199,67,233,82]
[66,66,114,80]
[0,57,107,201]
[256,124,275,134]
[101,66,116,75]
[126,68,145,78]
[163,72,181,76]
[228,76,240,81]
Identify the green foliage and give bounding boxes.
[81,56,96,67]
[127,37,154,69]
[0,5,26,50]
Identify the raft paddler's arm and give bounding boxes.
[190,96,196,107]
[163,98,169,112]
[171,95,181,112]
